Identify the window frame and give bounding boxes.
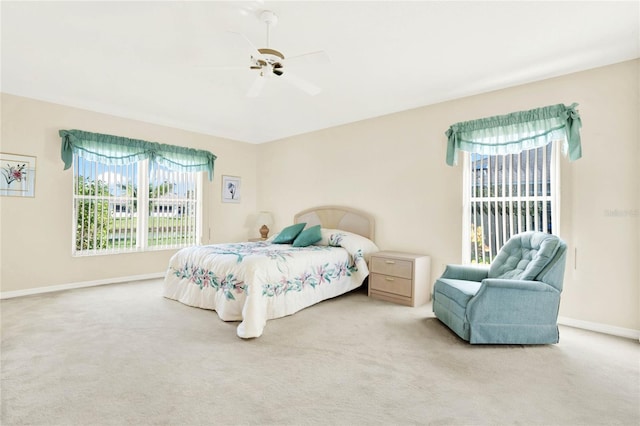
[461,142,561,264]
[71,155,203,257]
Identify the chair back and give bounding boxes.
[488,231,567,290]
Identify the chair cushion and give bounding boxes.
[434,278,483,308]
[489,232,561,280]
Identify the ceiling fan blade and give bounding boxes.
[246,75,266,98]
[226,31,265,61]
[283,50,330,67]
[279,71,321,96]
[194,65,251,71]
[193,64,251,71]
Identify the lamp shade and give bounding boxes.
[256,211,273,227]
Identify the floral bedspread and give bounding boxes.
[163,235,374,338]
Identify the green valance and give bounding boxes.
[444,103,582,166]
[59,129,217,180]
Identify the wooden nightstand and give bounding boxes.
[368,251,431,307]
[248,238,267,242]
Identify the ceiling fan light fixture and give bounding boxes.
[261,66,273,78]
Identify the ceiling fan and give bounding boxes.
[224,10,329,98]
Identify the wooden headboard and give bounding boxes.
[294,206,375,241]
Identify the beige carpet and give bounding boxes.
[1,279,638,426]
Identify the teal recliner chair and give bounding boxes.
[432,231,567,344]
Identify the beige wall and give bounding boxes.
[257,60,640,331]
[1,60,638,332]
[0,94,258,292]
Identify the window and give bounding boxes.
[60,129,215,257]
[463,143,559,264]
[73,154,202,256]
[444,103,580,264]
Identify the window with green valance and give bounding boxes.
[444,103,582,166]
[59,129,217,180]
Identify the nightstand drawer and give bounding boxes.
[370,257,413,279]
[370,273,412,298]
[368,251,431,307]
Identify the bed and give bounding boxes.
[163,206,378,338]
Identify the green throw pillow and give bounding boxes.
[292,225,322,247]
[272,223,306,244]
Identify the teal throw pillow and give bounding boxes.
[292,225,322,247]
[272,223,306,244]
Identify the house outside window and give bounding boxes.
[463,143,559,264]
[72,154,202,256]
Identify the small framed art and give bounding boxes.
[0,153,36,197]
[222,175,241,203]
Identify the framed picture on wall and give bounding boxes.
[0,152,36,197]
[222,175,241,203]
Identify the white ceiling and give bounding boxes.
[2,1,639,144]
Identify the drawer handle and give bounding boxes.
[385,277,395,282]
[385,260,395,264]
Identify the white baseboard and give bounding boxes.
[0,272,166,300]
[558,316,640,341]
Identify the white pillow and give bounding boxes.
[314,228,379,262]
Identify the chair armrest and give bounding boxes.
[480,278,559,293]
[441,264,489,281]
[467,279,561,325]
